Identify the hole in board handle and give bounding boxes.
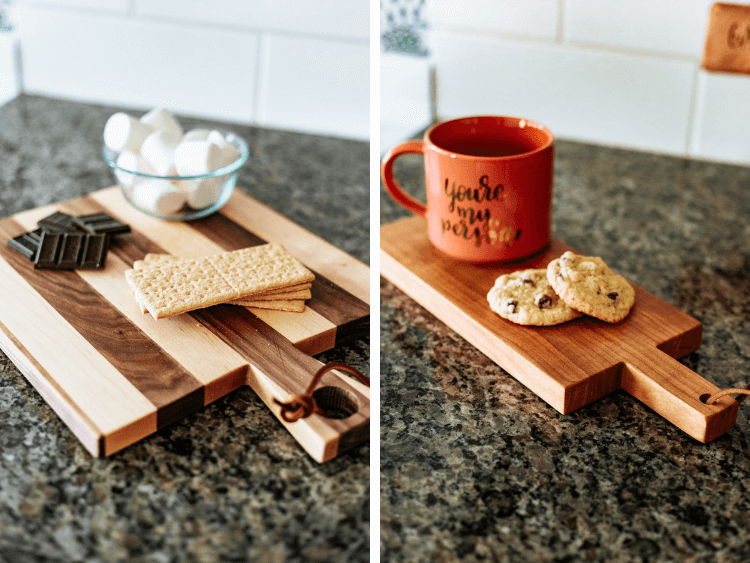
[313,386,359,419]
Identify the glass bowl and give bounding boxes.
[102,131,249,221]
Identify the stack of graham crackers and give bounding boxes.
[125,243,314,320]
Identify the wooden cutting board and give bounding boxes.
[0,187,370,462]
[381,216,738,443]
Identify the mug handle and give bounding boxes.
[380,141,427,217]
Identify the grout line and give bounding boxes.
[251,33,269,126]
[13,33,24,94]
[557,0,565,43]
[685,67,704,156]
[429,65,438,123]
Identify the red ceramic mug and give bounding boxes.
[381,116,555,263]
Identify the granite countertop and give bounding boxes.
[380,138,750,562]
[0,94,369,563]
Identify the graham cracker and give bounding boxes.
[126,243,314,319]
[207,244,315,295]
[135,253,313,296]
[230,299,306,312]
[125,257,238,319]
[238,288,311,301]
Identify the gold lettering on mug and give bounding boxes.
[444,175,504,212]
[442,176,517,247]
[486,220,522,247]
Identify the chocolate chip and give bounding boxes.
[504,299,518,314]
[607,292,618,301]
[537,295,552,309]
[522,279,535,287]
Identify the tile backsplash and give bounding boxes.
[5,0,369,139]
[382,0,750,165]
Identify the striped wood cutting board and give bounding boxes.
[0,187,370,462]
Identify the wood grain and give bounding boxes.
[0,188,369,461]
[381,216,738,443]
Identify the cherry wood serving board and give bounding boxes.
[0,187,370,462]
[381,216,738,443]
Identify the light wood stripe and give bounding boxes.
[0,219,157,449]
[0,317,103,455]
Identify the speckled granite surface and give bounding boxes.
[380,139,750,562]
[0,95,369,563]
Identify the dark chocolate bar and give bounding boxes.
[78,233,109,269]
[37,211,81,233]
[34,231,108,270]
[72,213,130,235]
[7,229,43,259]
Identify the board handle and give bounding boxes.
[274,362,369,422]
[621,348,738,443]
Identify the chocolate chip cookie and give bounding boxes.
[487,268,584,326]
[547,251,635,323]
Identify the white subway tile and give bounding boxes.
[16,6,258,122]
[258,34,369,139]
[690,71,750,164]
[380,53,430,125]
[0,32,20,107]
[14,0,129,14]
[429,0,558,40]
[135,0,368,41]
[380,52,432,151]
[434,32,696,153]
[565,0,715,58]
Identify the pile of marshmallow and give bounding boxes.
[104,107,242,215]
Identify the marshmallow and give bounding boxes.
[103,112,154,152]
[173,140,222,176]
[140,130,181,176]
[183,129,211,142]
[181,178,222,209]
[115,151,156,186]
[140,107,183,140]
[207,130,241,168]
[132,179,187,215]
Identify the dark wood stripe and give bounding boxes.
[191,211,371,332]
[191,304,357,399]
[192,305,322,388]
[190,212,266,248]
[0,216,204,429]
